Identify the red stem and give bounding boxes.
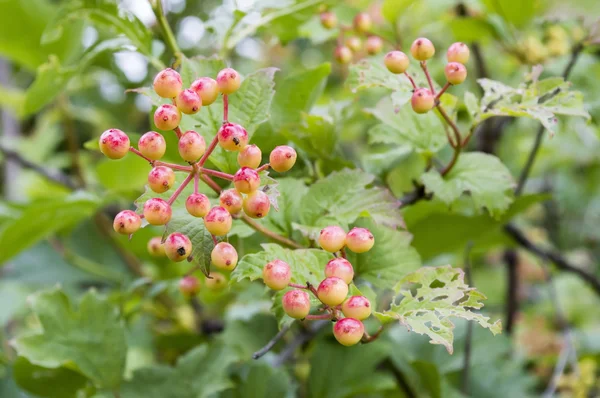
[212,235,218,245]
[174,126,183,139]
[197,136,218,167]
[200,174,222,194]
[129,147,152,163]
[305,314,333,320]
[199,167,234,181]
[404,72,417,90]
[256,163,270,173]
[288,283,309,289]
[167,172,194,205]
[340,247,347,259]
[223,94,229,122]
[435,82,451,101]
[194,173,199,194]
[362,326,385,344]
[420,61,436,94]
[154,161,193,172]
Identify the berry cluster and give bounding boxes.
[262,226,376,346]
[100,66,297,291]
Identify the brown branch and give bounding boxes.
[253,324,291,360]
[503,249,519,335]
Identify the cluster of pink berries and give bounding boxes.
[384,38,469,114]
[262,226,375,346]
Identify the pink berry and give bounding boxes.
[384,51,410,74]
[178,130,206,162]
[345,37,362,53]
[204,206,232,236]
[341,296,372,320]
[179,275,200,296]
[138,131,166,160]
[320,11,337,29]
[211,242,238,271]
[346,227,375,253]
[411,88,435,114]
[233,167,260,194]
[113,210,141,235]
[217,122,248,152]
[164,232,192,262]
[324,258,354,284]
[269,146,297,173]
[318,226,346,253]
[190,77,219,106]
[243,190,270,219]
[334,46,353,64]
[366,36,383,55]
[175,89,202,115]
[262,259,291,290]
[447,42,470,64]
[410,37,435,61]
[219,189,243,214]
[185,193,211,218]
[444,62,468,85]
[143,198,172,225]
[282,290,311,319]
[216,68,241,95]
[99,129,130,159]
[353,12,372,33]
[237,144,262,169]
[147,236,166,257]
[154,104,181,131]
[333,318,364,346]
[317,277,349,306]
[205,272,227,290]
[148,166,175,193]
[153,68,182,98]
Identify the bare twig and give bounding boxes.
[252,324,291,359]
[273,321,328,367]
[503,249,519,335]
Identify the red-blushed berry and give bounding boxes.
[219,189,243,214]
[164,232,192,262]
[154,104,181,131]
[143,198,172,225]
[148,166,176,193]
[233,167,260,194]
[444,62,467,85]
[384,51,410,74]
[243,190,271,219]
[237,144,262,169]
[216,67,241,95]
[262,259,291,290]
[153,68,182,98]
[138,131,166,160]
[178,130,206,162]
[320,11,337,29]
[175,89,202,115]
[410,37,435,61]
[318,226,346,253]
[447,42,470,64]
[366,36,384,55]
[411,88,435,114]
[179,275,200,297]
[324,258,354,284]
[147,236,166,257]
[341,296,372,320]
[211,242,238,271]
[334,46,352,64]
[346,227,375,253]
[353,12,372,33]
[269,145,297,173]
[99,129,130,159]
[185,193,211,217]
[113,210,141,235]
[205,272,227,290]
[204,206,233,236]
[190,77,219,106]
[333,318,364,346]
[317,277,349,306]
[282,290,311,319]
[345,37,362,53]
[217,122,248,151]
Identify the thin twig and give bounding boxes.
[197,136,218,167]
[273,321,328,367]
[167,172,194,205]
[151,0,182,64]
[420,61,436,94]
[461,242,474,395]
[60,96,85,187]
[253,324,291,359]
[503,249,519,335]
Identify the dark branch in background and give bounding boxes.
[273,321,328,367]
[503,249,519,335]
[252,324,291,360]
[399,183,430,208]
[461,242,474,395]
[0,58,21,201]
[380,359,417,398]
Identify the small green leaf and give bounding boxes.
[381,0,413,22]
[449,17,497,43]
[348,58,413,108]
[13,356,88,398]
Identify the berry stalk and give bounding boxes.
[305,314,333,320]
[435,82,451,101]
[404,72,417,89]
[197,136,219,167]
[223,94,229,123]
[420,61,436,94]
[167,171,195,205]
[199,167,234,181]
[129,147,153,163]
[173,126,183,139]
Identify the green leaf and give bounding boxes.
[382,0,413,22]
[13,356,88,398]
[375,266,502,354]
[421,152,515,218]
[348,57,413,108]
[261,178,309,237]
[12,288,127,388]
[225,362,294,398]
[482,0,539,28]
[449,17,497,43]
[179,55,227,87]
[281,114,338,161]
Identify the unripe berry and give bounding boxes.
[175,89,202,115]
[353,12,372,33]
[204,206,232,236]
[341,296,372,320]
[411,88,435,114]
[233,167,260,194]
[318,226,346,253]
[148,166,176,193]
[366,36,383,55]
[243,190,270,219]
[282,290,311,319]
[219,189,243,214]
[211,242,238,271]
[384,51,410,74]
[190,77,219,106]
[138,131,166,160]
[153,68,182,98]
[217,122,248,151]
[143,198,172,225]
[447,42,470,64]
[178,130,206,162]
[346,227,375,253]
[99,129,130,159]
[317,277,349,306]
[154,104,181,131]
[345,37,362,53]
[333,318,364,346]
[179,275,200,296]
[320,11,337,29]
[147,236,166,257]
[269,145,297,173]
[113,210,141,235]
[185,193,211,218]
[444,62,467,85]
[164,232,192,262]
[205,272,227,290]
[324,258,354,284]
[334,46,352,64]
[216,68,241,95]
[410,37,435,61]
[262,259,291,290]
[237,144,262,169]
